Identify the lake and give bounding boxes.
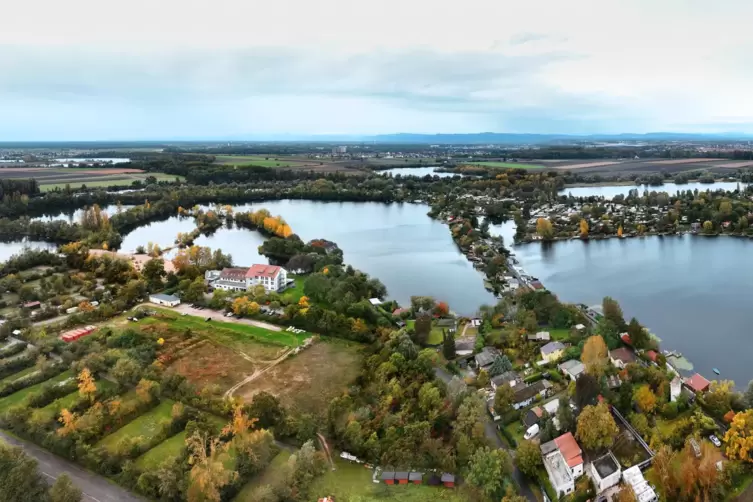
[54,158,131,164]
[32,205,135,224]
[379,166,469,178]
[120,200,497,314]
[0,240,58,263]
[561,181,746,199]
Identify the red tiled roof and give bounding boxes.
[219,267,249,279]
[685,373,711,393]
[554,432,583,468]
[246,264,281,279]
[610,347,637,364]
[393,308,409,316]
[645,350,658,362]
[620,333,631,345]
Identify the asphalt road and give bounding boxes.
[434,367,537,502]
[0,431,144,502]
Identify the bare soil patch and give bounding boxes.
[713,161,753,168]
[168,341,257,392]
[553,161,623,169]
[237,341,361,417]
[653,158,718,165]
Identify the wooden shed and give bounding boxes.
[395,472,409,485]
[409,472,423,485]
[441,473,455,488]
[380,471,396,485]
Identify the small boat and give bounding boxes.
[713,368,721,375]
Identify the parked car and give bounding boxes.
[709,435,722,447]
[225,312,233,317]
[524,424,540,440]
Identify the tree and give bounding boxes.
[186,432,237,502]
[413,313,432,345]
[477,369,490,388]
[617,225,624,238]
[579,218,589,238]
[112,357,142,386]
[703,220,714,234]
[574,373,599,409]
[50,474,82,502]
[442,332,456,359]
[465,447,512,499]
[556,396,575,432]
[602,296,625,329]
[0,442,51,502]
[628,412,649,438]
[724,409,753,463]
[581,335,608,376]
[182,276,206,304]
[77,368,97,402]
[633,385,658,414]
[576,403,619,451]
[488,354,512,377]
[494,384,515,416]
[249,391,285,429]
[744,380,753,408]
[515,439,543,476]
[501,484,527,502]
[626,317,648,348]
[614,486,637,502]
[142,258,166,291]
[536,218,554,240]
[704,380,735,417]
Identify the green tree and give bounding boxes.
[49,474,82,502]
[494,384,515,416]
[249,391,285,429]
[489,354,513,377]
[442,331,456,359]
[477,369,490,388]
[515,439,543,476]
[702,220,714,234]
[626,317,648,348]
[536,218,555,240]
[556,396,575,432]
[112,357,143,386]
[575,373,599,409]
[602,296,625,329]
[576,403,619,451]
[413,313,432,345]
[466,447,512,499]
[501,485,528,502]
[744,380,753,408]
[142,258,167,291]
[182,276,206,304]
[0,442,50,502]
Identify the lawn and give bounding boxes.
[406,320,446,346]
[473,161,545,169]
[136,430,187,470]
[0,371,73,411]
[97,399,176,452]
[309,458,468,501]
[214,155,321,168]
[505,422,526,445]
[0,366,38,385]
[237,340,361,417]
[33,378,116,423]
[547,328,571,341]
[284,274,306,302]
[234,449,291,501]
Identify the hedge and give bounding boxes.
[498,424,517,448]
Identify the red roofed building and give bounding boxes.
[620,332,631,345]
[645,350,658,362]
[684,373,711,393]
[554,432,584,477]
[213,264,288,293]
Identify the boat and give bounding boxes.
[713,368,720,375]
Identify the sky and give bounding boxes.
[2,0,753,140]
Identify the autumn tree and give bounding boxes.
[77,368,97,403]
[77,301,95,313]
[515,439,542,476]
[576,403,619,451]
[536,218,554,240]
[581,335,608,376]
[725,409,753,463]
[494,384,515,416]
[57,409,78,437]
[633,385,658,414]
[477,369,490,388]
[614,486,637,502]
[579,218,589,238]
[501,485,527,502]
[434,301,450,317]
[702,220,714,234]
[704,380,735,417]
[186,432,237,502]
[617,225,624,238]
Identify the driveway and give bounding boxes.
[169,303,282,331]
[0,430,144,502]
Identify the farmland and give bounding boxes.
[471,161,545,169]
[0,166,180,190]
[97,399,176,452]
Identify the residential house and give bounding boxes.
[622,466,658,502]
[524,398,562,428]
[540,432,584,497]
[436,318,458,334]
[670,376,682,402]
[574,323,586,332]
[558,359,585,381]
[588,452,622,493]
[605,374,622,390]
[528,331,551,342]
[23,301,41,310]
[490,370,523,390]
[684,373,711,393]
[211,265,288,293]
[541,341,566,363]
[645,350,658,363]
[609,347,637,369]
[474,346,499,372]
[148,293,180,307]
[513,380,553,410]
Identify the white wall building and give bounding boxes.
[588,452,622,493]
[211,265,288,293]
[149,293,181,307]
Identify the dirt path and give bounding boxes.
[223,347,293,399]
[173,304,282,331]
[316,432,335,471]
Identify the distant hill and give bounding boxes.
[365,132,753,145]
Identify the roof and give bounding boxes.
[685,373,711,393]
[541,341,566,355]
[392,307,409,316]
[574,324,586,330]
[528,331,551,341]
[559,359,585,376]
[23,301,40,307]
[645,350,658,362]
[543,398,561,415]
[610,347,637,364]
[219,267,249,279]
[408,472,423,481]
[514,380,551,403]
[542,450,574,490]
[475,348,498,368]
[554,432,583,468]
[149,293,180,302]
[491,371,521,387]
[540,439,558,455]
[246,264,282,279]
[395,472,409,480]
[605,374,622,389]
[592,452,620,479]
[436,318,457,327]
[380,471,395,480]
[440,473,455,482]
[620,332,632,345]
[530,280,545,290]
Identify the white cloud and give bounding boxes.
[2,0,753,138]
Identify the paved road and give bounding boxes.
[0,431,144,502]
[172,303,283,331]
[434,368,537,501]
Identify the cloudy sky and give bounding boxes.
[2,0,753,139]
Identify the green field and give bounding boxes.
[97,399,176,452]
[406,320,447,345]
[136,430,187,469]
[144,308,309,348]
[310,458,467,502]
[473,161,545,169]
[0,365,38,385]
[214,155,318,168]
[40,173,182,191]
[0,371,73,411]
[284,275,306,302]
[548,328,571,341]
[234,449,291,501]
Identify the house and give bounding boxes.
[670,376,682,402]
[558,359,585,381]
[588,452,621,493]
[524,398,562,427]
[369,298,382,306]
[380,471,395,485]
[211,265,288,293]
[645,350,658,363]
[436,318,458,334]
[491,370,523,390]
[474,346,499,372]
[530,280,545,291]
[392,307,409,316]
[605,374,622,389]
[541,433,584,498]
[409,472,423,485]
[513,380,553,410]
[574,323,586,331]
[149,293,180,307]
[622,466,658,502]
[609,347,637,369]
[23,301,41,310]
[441,473,455,488]
[395,472,409,485]
[684,373,711,393]
[528,331,551,342]
[541,341,566,362]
